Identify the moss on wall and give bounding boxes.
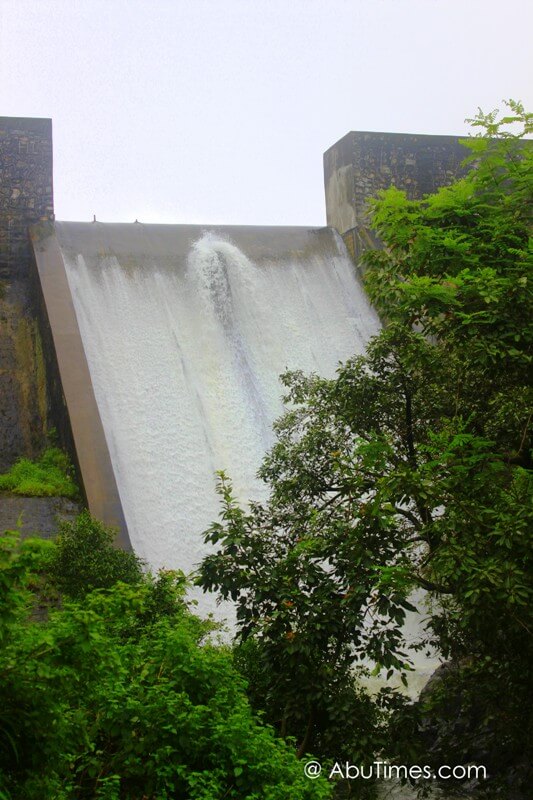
[0,117,53,470]
[15,314,49,447]
[0,297,49,468]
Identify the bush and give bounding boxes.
[0,447,78,498]
[47,511,144,599]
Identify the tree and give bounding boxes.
[198,101,533,793]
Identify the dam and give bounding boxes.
[2,117,467,634]
[32,221,380,614]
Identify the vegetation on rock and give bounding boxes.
[0,447,78,498]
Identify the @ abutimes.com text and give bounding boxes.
[303,760,487,781]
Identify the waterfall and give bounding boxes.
[58,223,380,617]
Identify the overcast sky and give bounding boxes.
[1,0,531,226]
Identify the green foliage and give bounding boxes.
[233,636,383,773]
[363,100,532,378]
[47,510,144,599]
[198,102,533,794]
[0,531,52,643]
[0,529,331,800]
[0,447,78,498]
[200,469,394,767]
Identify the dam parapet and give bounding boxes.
[324,130,469,262]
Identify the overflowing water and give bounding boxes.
[59,224,380,617]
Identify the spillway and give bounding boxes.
[33,222,380,616]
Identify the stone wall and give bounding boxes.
[0,117,54,469]
[0,493,80,539]
[323,131,470,262]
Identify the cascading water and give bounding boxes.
[59,223,380,618]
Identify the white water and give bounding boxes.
[62,227,381,617]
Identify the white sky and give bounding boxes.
[1,0,531,226]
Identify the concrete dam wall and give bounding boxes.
[31,221,380,613]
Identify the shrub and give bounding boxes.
[0,447,78,498]
[47,511,144,599]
